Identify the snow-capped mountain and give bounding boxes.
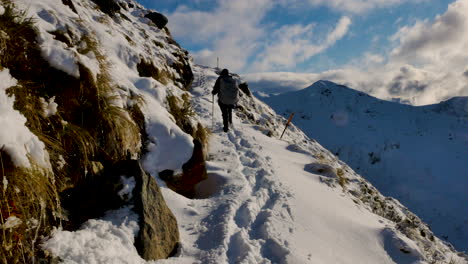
[1,0,467,263]
[260,80,468,253]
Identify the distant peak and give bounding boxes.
[312,80,339,87]
[304,80,350,93]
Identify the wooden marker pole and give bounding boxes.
[212,94,215,130]
[280,113,295,139]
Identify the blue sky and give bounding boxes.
[139,0,468,106]
[140,0,452,72]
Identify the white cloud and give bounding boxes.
[251,16,351,72]
[326,16,352,44]
[376,0,468,104]
[304,0,425,14]
[167,0,272,71]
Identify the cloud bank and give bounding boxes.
[247,0,468,105]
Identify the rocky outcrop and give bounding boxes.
[239,82,252,97]
[91,0,121,16]
[159,139,208,198]
[61,160,180,261]
[128,160,180,260]
[145,12,168,29]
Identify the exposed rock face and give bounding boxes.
[145,12,168,29]
[126,160,180,260]
[60,162,126,230]
[171,52,194,90]
[91,0,121,16]
[239,82,252,97]
[159,139,208,198]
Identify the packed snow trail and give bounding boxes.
[170,66,294,263]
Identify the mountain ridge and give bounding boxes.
[261,79,468,252]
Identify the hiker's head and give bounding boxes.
[220,69,229,76]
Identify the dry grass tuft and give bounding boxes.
[336,167,348,189]
[60,123,97,182]
[0,150,60,264]
[167,93,195,134]
[167,93,210,151]
[99,102,141,160]
[136,58,170,85]
[0,3,38,75]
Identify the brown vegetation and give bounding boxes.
[0,3,143,262]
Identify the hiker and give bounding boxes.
[212,68,239,132]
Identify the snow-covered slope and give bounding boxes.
[261,80,468,253]
[157,66,466,263]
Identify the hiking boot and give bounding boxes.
[223,126,229,132]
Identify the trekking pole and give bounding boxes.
[280,113,295,140]
[212,94,215,130]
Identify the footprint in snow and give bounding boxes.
[240,138,253,148]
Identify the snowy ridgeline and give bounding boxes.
[0,0,466,263]
[261,80,468,253]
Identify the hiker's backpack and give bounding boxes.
[219,75,239,105]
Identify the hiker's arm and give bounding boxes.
[212,79,220,95]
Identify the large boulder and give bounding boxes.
[145,12,168,29]
[127,160,180,260]
[61,159,179,260]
